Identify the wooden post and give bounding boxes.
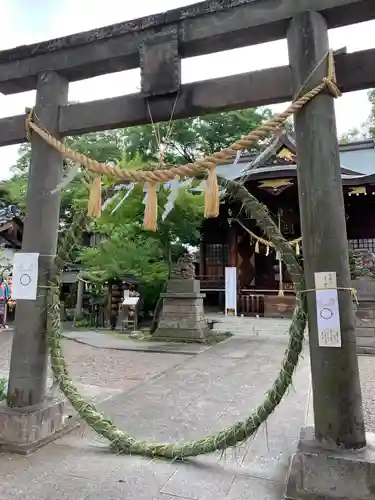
[287,11,366,449]
[7,71,68,407]
[199,238,206,280]
[74,278,85,324]
[228,225,238,268]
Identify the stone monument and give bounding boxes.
[153,252,210,342]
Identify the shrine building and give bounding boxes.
[197,134,375,317]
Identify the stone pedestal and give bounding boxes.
[285,427,375,500]
[0,398,77,454]
[153,279,210,342]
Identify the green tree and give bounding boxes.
[2,107,269,212]
[1,131,125,224]
[80,183,204,321]
[340,89,375,142]
[3,106,271,322]
[340,127,368,143]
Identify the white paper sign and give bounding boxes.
[225,267,237,316]
[122,297,139,306]
[314,271,341,347]
[12,253,39,300]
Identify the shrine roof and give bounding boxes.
[0,205,22,227]
[215,135,375,184]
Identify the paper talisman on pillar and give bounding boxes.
[225,267,237,316]
[12,253,39,300]
[314,271,341,348]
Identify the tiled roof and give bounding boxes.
[0,205,21,227]
[214,136,375,181]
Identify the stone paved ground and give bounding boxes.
[0,329,190,389]
[0,325,374,499]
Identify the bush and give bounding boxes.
[0,377,7,402]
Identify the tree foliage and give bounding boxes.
[2,107,270,314]
[80,184,204,314]
[340,89,375,142]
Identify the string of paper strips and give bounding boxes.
[233,218,302,257]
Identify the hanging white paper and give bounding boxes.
[233,150,242,165]
[314,271,341,347]
[142,183,161,206]
[162,177,193,221]
[122,297,139,306]
[50,163,81,194]
[225,267,237,316]
[12,253,39,300]
[111,184,134,214]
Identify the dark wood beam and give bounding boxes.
[0,47,374,148]
[0,0,373,94]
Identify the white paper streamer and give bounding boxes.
[233,150,242,165]
[111,184,134,214]
[162,177,193,221]
[50,163,81,194]
[102,184,134,212]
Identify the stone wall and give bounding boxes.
[353,278,375,355]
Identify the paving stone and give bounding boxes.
[161,460,235,500]
[50,447,126,479]
[240,367,310,482]
[14,474,93,500]
[153,494,192,500]
[222,350,252,359]
[156,416,213,444]
[85,459,177,500]
[227,476,285,500]
[0,331,314,499]
[63,330,209,355]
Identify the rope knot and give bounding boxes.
[323,50,342,98]
[323,77,342,99]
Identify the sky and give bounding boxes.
[0,0,374,180]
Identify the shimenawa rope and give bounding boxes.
[34,51,339,458]
[25,51,340,229]
[47,177,307,458]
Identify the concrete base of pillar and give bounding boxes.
[285,427,375,500]
[0,398,78,455]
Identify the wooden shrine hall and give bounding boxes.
[197,134,375,317]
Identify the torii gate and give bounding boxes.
[0,1,374,496]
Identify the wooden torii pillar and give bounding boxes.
[285,11,369,500]
[2,72,71,451]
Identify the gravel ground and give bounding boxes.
[0,330,190,390]
[1,330,375,431]
[357,356,375,432]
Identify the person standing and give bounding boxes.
[0,278,10,329]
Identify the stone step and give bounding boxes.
[356,336,375,356]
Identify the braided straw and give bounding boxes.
[25,53,340,187]
[47,176,307,459]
